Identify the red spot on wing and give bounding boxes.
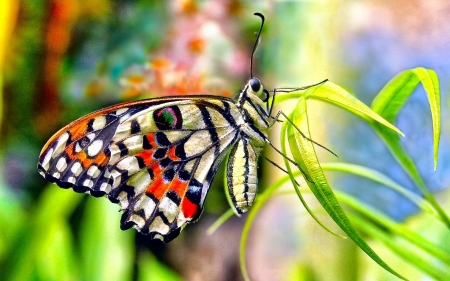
[169,177,188,198]
[181,197,198,219]
[168,146,180,161]
[136,150,155,166]
[149,162,162,178]
[145,133,157,148]
[145,176,166,201]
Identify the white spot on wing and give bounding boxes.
[86,133,96,141]
[119,113,131,123]
[111,169,122,188]
[71,162,82,176]
[87,165,101,178]
[74,142,82,153]
[153,234,164,241]
[127,169,151,195]
[56,157,67,172]
[52,172,61,179]
[100,182,112,193]
[92,116,107,130]
[149,216,170,235]
[109,144,121,164]
[159,197,178,223]
[116,156,140,175]
[135,195,156,219]
[83,179,93,188]
[113,122,132,141]
[41,148,54,170]
[54,132,70,155]
[67,176,76,184]
[118,191,129,208]
[130,214,145,228]
[87,139,103,157]
[177,210,190,227]
[116,108,129,115]
[122,135,143,154]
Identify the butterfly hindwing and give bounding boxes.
[38,97,244,242]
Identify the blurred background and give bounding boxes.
[1,0,450,280]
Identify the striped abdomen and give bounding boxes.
[226,137,259,214]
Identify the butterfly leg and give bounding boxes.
[269,110,337,157]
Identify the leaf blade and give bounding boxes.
[287,95,407,280]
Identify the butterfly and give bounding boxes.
[37,13,321,242]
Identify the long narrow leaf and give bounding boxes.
[370,68,449,228]
[337,192,450,267]
[349,213,450,280]
[371,68,440,170]
[320,162,436,216]
[275,81,404,136]
[280,119,344,238]
[287,95,407,280]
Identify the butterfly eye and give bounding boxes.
[262,89,270,103]
[249,78,261,92]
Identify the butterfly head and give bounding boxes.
[247,77,270,102]
[243,14,272,115]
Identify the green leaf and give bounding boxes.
[371,68,440,170]
[320,162,436,217]
[80,198,134,281]
[280,119,345,238]
[137,251,182,281]
[5,187,83,280]
[349,213,450,280]
[276,81,404,136]
[369,68,450,228]
[286,95,407,280]
[336,192,450,268]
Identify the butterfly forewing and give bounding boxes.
[38,96,250,242]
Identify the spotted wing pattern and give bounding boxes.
[38,97,244,242]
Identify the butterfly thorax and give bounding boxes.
[225,78,270,214]
[235,78,270,151]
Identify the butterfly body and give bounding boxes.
[38,78,271,242]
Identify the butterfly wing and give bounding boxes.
[38,97,244,242]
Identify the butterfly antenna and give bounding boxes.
[250,13,265,78]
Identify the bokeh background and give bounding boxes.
[1,1,450,280]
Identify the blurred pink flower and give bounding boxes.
[114,0,248,99]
